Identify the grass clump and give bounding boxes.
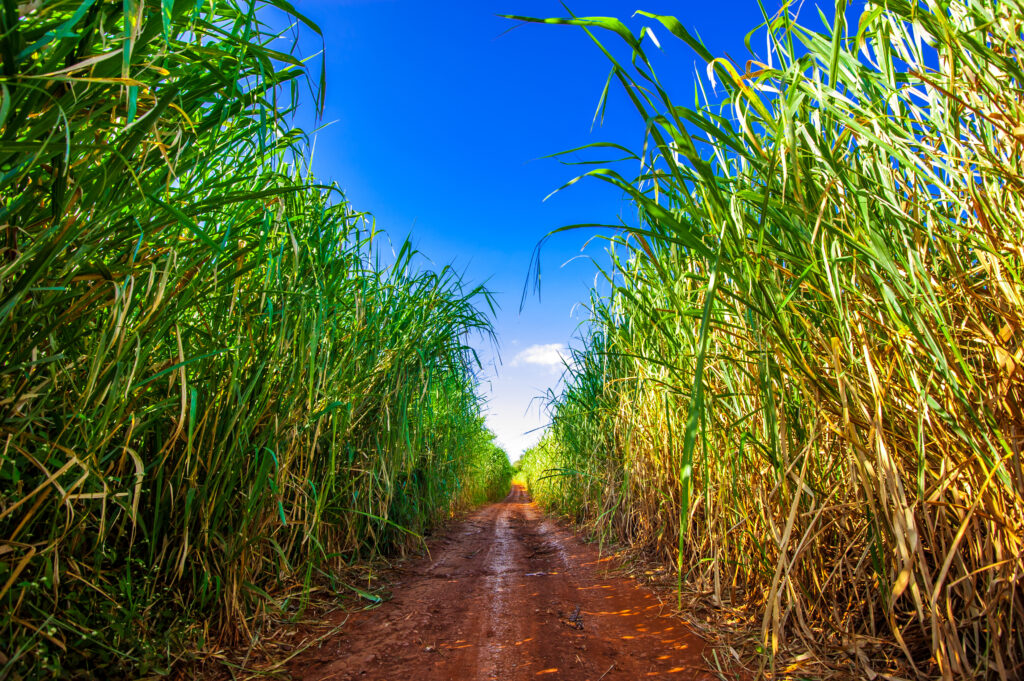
[515,1,1024,678]
[0,1,509,677]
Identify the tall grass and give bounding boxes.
[515,1,1024,678]
[0,1,510,677]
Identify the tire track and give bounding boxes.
[289,485,716,681]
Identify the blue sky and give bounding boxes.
[283,1,777,459]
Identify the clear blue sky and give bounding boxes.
[282,1,781,459]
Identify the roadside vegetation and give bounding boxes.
[516,1,1024,679]
[0,1,510,677]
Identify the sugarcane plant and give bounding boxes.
[0,1,511,677]
[515,0,1024,678]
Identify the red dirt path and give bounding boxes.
[289,485,716,681]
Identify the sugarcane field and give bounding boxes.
[1,1,1022,679]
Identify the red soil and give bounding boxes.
[288,485,716,681]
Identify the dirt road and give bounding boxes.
[289,485,715,681]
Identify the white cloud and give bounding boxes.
[511,343,569,370]
[474,342,575,461]
[486,409,545,465]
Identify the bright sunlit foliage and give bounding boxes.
[518,1,1024,678]
[0,2,510,677]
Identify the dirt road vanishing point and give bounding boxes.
[289,485,717,681]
